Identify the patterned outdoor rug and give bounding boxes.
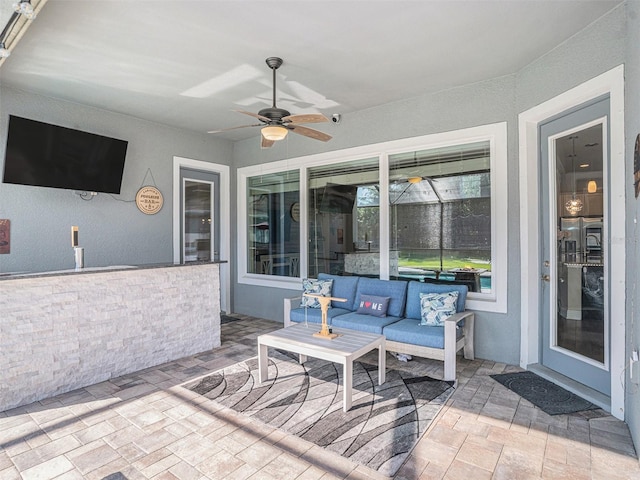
[490,371,599,415]
[184,350,454,477]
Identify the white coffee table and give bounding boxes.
[257,323,386,412]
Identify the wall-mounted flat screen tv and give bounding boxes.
[2,115,128,194]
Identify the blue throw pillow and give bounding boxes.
[419,291,459,326]
[301,279,333,308]
[356,294,390,317]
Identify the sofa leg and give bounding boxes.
[463,314,475,360]
[444,357,456,382]
[444,320,457,381]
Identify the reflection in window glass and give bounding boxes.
[247,171,300,277]
[389,141,492,292]
[184,180,212,262]
[308,158,379,277]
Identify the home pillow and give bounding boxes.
[419,291,459,326]
[301,279,333,309]
[356,294,390,317]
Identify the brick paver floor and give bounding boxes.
[1,315,638,479]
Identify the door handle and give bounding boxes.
[541,274,550,282]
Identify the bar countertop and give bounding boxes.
[0,260,226,281]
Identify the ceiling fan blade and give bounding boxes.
[288,124,332,142]
[261,136,275,149]
[282,113,329,124]
[207,123,262,134]
[236,110,270,123]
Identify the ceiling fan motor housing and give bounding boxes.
[258,106,291,123]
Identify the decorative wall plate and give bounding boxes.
[290,202,300,222]
[136,186,163,215]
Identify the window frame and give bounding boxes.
[237,122,507,312]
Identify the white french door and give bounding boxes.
[539,97,610,395]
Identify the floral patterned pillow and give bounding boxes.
[301,279,333,308]
[419,291,459,326]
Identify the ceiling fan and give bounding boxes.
[208,57,332,148]
[390,174,441,204]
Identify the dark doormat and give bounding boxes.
[220,314,240,324]
[490,371,600,416]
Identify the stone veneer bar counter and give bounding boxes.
[0,262,222,411]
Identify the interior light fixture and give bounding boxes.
[0,0,38,64]
[579,163,590,168]
[408,176,422,184]
[261,125,288,141]
[588,180,597,194]
[0,42,10,58]
[565,197,583,214]
[565,136,584,215]
[13,0,35,17]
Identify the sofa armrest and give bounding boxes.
[444,310,473,326]
[442,310,475,380]
[284,296,302,327]
[444,310,475,360]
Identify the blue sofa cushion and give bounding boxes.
[331,312,403,335]
[383,318,463,349]
[318,273,360,310]
[405,281,468,319]
[289,307,352,325]
[354,277,408,318]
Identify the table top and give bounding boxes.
[258,323,384,356]
[448,268,487,274]
[303,294,347,302]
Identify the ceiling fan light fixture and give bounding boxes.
[408,176,422,184]
[261,125,288,141]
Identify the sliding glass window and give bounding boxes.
[389,141,492,293]
[238,122,506,311]
[247,170,300,277]
[308,158,379,278]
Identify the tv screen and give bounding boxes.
[3,115,128,194]
[319,183,358,213]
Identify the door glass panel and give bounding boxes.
[184,180,212,262]
[555,126,605,363]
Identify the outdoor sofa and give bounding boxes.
[284,273,475,381]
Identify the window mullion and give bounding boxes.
[379,153,390,280]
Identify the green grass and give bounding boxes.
[399,257,490,271]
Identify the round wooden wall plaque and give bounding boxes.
[136,186,163,215]
[290,202,300,222]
